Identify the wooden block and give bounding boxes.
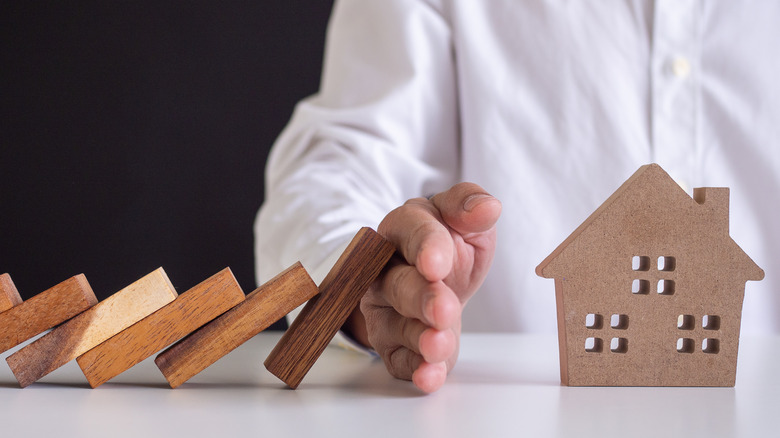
[76,268,246,388]
[264,227,395,389]
[6,268,177,387]
[155,262,317,388]
[0,273,23,313]
[0,275,97,354]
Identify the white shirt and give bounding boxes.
[255,0,780,335]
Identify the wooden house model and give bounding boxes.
[536,164,764,386]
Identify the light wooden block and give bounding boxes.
[155,262,317,388]
[6,268,177,387]
[0,274,97,354]
[264,227,395,389]
[0,273,23,313]
[76,268,246,388]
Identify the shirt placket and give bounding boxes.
[651,0,700,192]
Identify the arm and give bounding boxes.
[255,0,459,283]
[255,0,481,391]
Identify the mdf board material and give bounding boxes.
[536,164,764,386]
[155,262,318,389]
[264,227,395,389]
[77,268,246,388]
[6,268,177,387]
[0,273,23,313]
[0,274,98,354]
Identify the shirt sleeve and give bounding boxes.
[254,0,460,303]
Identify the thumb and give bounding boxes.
[430,183,502,237]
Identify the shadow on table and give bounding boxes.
[0,380,20,389]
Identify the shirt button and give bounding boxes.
[669,56,691,78]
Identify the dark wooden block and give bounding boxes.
[264,227,395,389]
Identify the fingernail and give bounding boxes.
[463,193,492,212]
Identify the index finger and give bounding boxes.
[377,198,454,282]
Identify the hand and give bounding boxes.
[344,182,501,393]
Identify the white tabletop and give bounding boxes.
[1,333,778,437]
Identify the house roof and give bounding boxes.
[535,163,765,282]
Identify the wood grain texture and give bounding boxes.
[6,268,177,387]
[77,268,246,388]
[0,273,23,313]
[264,227,395,389]
[0,275,97,354]
[155,262,317,388]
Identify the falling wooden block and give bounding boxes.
[0,273,23,313]
[264,227,395,389]
[76,268,246,388]
[155,262,317,388]
[0,274,97,354]
[6,268,177,387]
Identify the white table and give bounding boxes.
[1,333,778,437]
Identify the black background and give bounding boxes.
[1,1,334,330]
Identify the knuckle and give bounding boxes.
[387,265,411,307]
[383,346,415,381]
[406,221,440,257]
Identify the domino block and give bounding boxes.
[155,262,317,388]
[264,227,395,389]
[77,268,246,388]
[0,273,23,313]
[6,268,177,387]
[0,274,97,354]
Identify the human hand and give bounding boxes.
[344,182,501,393]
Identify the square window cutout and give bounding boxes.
[610,314,628,329]
[585,313,603,329]
[677,338,694,353]
[632,279,650,295]
[677,315,694,330]
[585,337,603,353]
[610,337,628,353]
[703,338,720,354]
[658,256,676,272]
[632,256,650,271]
[657,279,675,295]
[703,315,721,330]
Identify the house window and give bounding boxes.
[702,338,720,354]
[584,313,629,352]
[585,337,603,353]
[658,256,676,271]
[610,314,628,329]
[657,279,675,295]
[677,338,694,353]
[585,313,603,329]
[703,315,721,330]
[631,256,675,296]
[610,337,628,353]
[632,256,650,271]
[677,315,694,330]
[632,279,650,294]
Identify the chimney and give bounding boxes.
[693,187,730,234]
